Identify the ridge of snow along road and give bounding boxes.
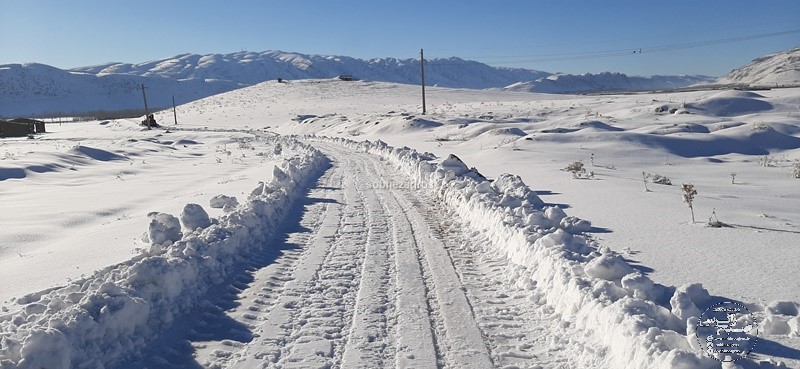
[315,136,727,369]
[0,136,329,369]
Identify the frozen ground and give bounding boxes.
[1,79,799,368]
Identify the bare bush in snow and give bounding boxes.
[236,138,253,150]
[707,208,729,228]
[643,172,672,191]
[682,183,697,223]
[759,155,776,167]
[651,173,672,185]
[793,160,800,179]
[565,161,593,179]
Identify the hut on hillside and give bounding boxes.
[0,120,33,137]
[9,118,46,133]
[0,118,46,138]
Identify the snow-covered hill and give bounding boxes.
[7,46,800,118]
[1,50,715,118]
[71,51,550,90]
[0,63,238,118]
[504,72,713,94]
[717,46,800,86]
[1,51,550,118]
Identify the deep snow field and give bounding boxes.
[159,79,800,304]
[1,79,799,368]
[0,124,280,302]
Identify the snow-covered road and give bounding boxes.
[115,141,595,369]
[4,80,800,369]
[5,128,795,368]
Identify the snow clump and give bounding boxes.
[209,194,239,210]
[180,203,211,231]
[584,253,634,281]
[146,212,181,245]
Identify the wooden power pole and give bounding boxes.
[172,96,177,125]
[140,84,149,117]
[420,48,427,115]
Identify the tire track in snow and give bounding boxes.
[389,186,494,369]
[229,161,363,368]
[205,167,345,368]
[146,139,577,369]
[327,140,594,369]
[112,164,340,369]
[376,180,439,368]
[340,157,397,368]
[319,144,494,369]
[403,190,597,368]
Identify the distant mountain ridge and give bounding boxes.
[503,72,713,94]
[2,51,553,117]
[0,62,237,118]
[71,51,550,90]
[4,47,796,118]
[716,46,800,86]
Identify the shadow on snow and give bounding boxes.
[113,175,336,368]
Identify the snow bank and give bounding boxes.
[687,95,772,117]
[318,136,720,369]
[0,136,329,369]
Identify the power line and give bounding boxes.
[453,29,800,64]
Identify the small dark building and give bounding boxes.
[0,120,34,138]
[9,118,46,133]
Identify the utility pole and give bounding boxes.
[140,84,149,117]
[172,96,177,125]
[420,48,426,115]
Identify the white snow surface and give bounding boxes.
[1,75,799,368]
[315,136,719,368]
[0,135,328,368]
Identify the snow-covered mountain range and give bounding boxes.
[1,46,797,118]
[503,72,712,94]
[716,46,800,86]
[1,52,551,118]
[71,51,550,90]
[0,63,238,118]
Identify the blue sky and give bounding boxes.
[1,0,799,76]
